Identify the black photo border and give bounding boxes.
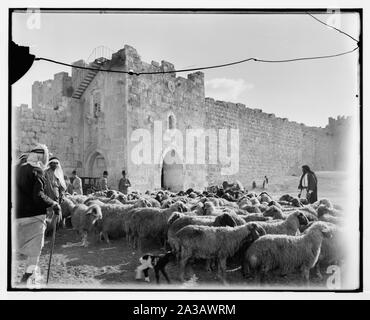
[7,7,364,293]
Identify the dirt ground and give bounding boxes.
[10,171,349,290]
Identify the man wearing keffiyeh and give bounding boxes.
[298,165,318,204]
[14,144,62,288]
[44,156,67,203]
[44,156,67,233]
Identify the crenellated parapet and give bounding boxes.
[14,43,354,190]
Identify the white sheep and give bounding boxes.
[239,214,272,223]
[256,211,309,236]
[85,196,113,204]
[59,197,76,228]
[176,222,266,283]
[317,205,343,225]
[133,197,161,208]
[70,204,103,247]
[243,221,332,284]
[202,201,233,216]
[239,205,261,214]
[268,200,282,209]
[167,212,239,261]
[312,198,333,211]
[264,206,318,227]
[93,202,134,244]
[258,192,272,204]
[301,221,346,279]
[128,201,188,251]
[106,198,125,205]
[67,194,88,204]
[199,197,238,209]
[160,198,177,209]
[249,197,260,206]
[263,205,285,220]
[189,202,205,215]
[237,196,252,209]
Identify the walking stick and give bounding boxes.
[46,209,59,285]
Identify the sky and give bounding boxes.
[11,10,360,127]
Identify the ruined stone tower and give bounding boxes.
[13,44,353,192]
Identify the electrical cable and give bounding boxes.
[34,45,359,76]
[306,12,359,43]
[33,12,360,76]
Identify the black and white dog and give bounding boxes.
[135,251,173,284]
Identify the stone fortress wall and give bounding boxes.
[13,44,353,192]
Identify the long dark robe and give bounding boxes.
[298,172,318,204]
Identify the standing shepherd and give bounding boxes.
[118,170,131,195]
[97,170,109,191]
[44,156,66,233]
[44,156,66,204]
[71,170,83,195]
[262,176,269,189]
[14,144,62,287]
[298,165,318,204]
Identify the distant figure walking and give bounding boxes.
[262,176,269,189]
[298,165,318,204]
[118,170,131,195]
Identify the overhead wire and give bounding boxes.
[34,45,358,76]
[33,12,360,76]
[305,12,359,43]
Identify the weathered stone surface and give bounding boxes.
[14,45,352,192]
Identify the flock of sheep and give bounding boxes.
[56,187,346,286]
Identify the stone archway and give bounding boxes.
[88,151,107,177]
[161,149,184,192]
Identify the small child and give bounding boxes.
[135,251,173,284]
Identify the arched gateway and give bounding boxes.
[161,149,184,192]
[87,151,107,177]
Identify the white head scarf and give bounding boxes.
[26,144,49,170]
[46,157,67,191]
